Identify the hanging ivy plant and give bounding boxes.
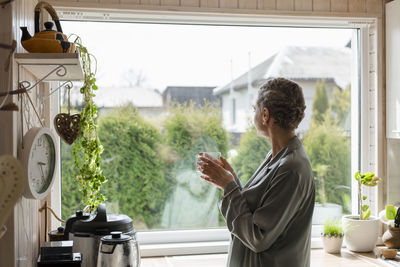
[70,35,107,212]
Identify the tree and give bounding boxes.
[98,106,169,228]
[61,142,85,220]
[232,125,271,185]
[162,102,230,228]
[164,101,230,160]
[330,85,351,127]
[303,115,351,212]
[312,80,329,124]
[61,102,230,229]
[121,68,147,87]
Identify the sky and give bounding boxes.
[62,21,353,92]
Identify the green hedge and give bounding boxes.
[162,102,230,227]
[232,126,271,185]
[62,103,230,229]
[98,107,169,228]
[303,116,351,212]
[164,102,229,160]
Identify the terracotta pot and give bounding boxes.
[383,225,400,249]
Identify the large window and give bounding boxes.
[60,18,358,240]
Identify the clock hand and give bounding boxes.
[38,163,45,179]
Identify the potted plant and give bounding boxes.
[342,171,380,252]
[70,35,107,212]
[321,219,344,253]
[380,205,400,249]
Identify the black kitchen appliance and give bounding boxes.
[63,203,137,267]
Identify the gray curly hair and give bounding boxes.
[256,77,306,130]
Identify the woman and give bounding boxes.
[197,77,315,267]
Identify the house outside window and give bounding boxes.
[231,98,236,125]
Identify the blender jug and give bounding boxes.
[97,231,140,267]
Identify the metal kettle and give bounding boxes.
[97,231,140,267]
[20,1,75,53]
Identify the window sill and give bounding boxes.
[140,238,325,257]
[141,248,393,267]
[140,241,230,257]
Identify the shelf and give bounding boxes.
[14,53,84,81]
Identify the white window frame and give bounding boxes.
[53,9,380,256]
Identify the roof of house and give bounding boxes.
[163,86,218,106]
[214,46,351,95]
[70,86,163,108]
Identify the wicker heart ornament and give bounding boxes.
[54,113,81,144]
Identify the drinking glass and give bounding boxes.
[196,152,221,177]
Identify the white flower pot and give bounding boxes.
[342,215,379,252]
[322,236,343,254]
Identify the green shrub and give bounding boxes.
[303,115,351,212]
[312,80,329,125]
[164,102,230,160]
[62,102,230,228]
[61,142,84,220]
[331,85,351,127]
[98,107,169,228]
[163,102,230,227]
[232,125,271,185]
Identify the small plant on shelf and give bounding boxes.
[70,35,107,212]
[322,219,344,238]
[354,171,380,220]
[384,205,398,225]
[321,219,344,254]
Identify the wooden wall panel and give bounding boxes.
[48,0,384,14]
[331,0,348,12]
[120,0,141,4]
[181,0,200,7]
[294,0,312,11]
[140,0,160,5]
[349,0,366,12]
[161,0,180,5]
[0,0,57,266]
[77,0,100,3]
[239,0,257,9]
[276,0,294,10]
[100,0,120,4]
[200,0,219,8]
[219,0,238,9]
[313,0,330,11]
[0,2,15,267]
[261,0,276,9]
[366,0,382,13]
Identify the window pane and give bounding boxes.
[60,21,354,230]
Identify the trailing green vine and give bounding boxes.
[70,35,107,212]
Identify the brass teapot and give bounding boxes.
[20,1,75,53]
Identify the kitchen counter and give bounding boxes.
[141,248,400,267]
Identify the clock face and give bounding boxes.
[27,133,56,195]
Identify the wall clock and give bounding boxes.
[19,127,57,199]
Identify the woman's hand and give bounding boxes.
[220,156,239,184]
[197,153,234,190]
